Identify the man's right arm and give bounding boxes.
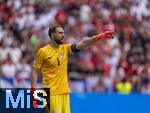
[31,48,44,88]
[31,67,41,108]
[31,67,40,88]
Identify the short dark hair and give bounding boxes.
[48,25,62,38]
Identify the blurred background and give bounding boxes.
[0,0,150,113]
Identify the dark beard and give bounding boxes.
[54,39,63,44]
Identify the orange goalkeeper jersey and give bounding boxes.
[32,44,74,95]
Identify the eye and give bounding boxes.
[59,32,64,34]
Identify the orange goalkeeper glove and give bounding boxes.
[95,31,116,40]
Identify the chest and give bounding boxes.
[43,49,67,67]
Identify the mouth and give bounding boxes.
[59,37,64,44]
[60,37,64,41]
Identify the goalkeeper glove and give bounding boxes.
[95,31,116,40]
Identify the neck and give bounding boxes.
[50,40,59,48]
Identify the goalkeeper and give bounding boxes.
[31,25,115,113]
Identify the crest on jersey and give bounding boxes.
[59,53,64,58]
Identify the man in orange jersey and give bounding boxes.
[31,25,115,113]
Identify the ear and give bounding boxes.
[51,33,55,39]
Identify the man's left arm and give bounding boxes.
[76,31,116,50]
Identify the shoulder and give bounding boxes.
[41,44,50,50]
[61,43,80,53]
[60,44,71,49]
[61,44,72,46]
[35,44,50,55]
[39,44,50,51]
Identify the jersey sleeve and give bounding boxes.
[65,44,80,55]
[32,48,44,70]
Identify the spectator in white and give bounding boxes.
[1,54,16,78]
[141,78,150,94]
[0,40,9,62]
[16,56,31,79]
[9,40,22,63]
[130,0,149,21]
[15,56,31,88]
[80,4,92,22]
[104,44,121,78]
[94,76,106,92]
[3,31,13,47]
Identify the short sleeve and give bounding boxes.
[32,48,44,70]
[65,44,73,55]
[65,44,80,55]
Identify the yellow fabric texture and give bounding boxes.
[32,44,73,95]
[49,94,70,113]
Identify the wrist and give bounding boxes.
[31,87,36,93]
[94,34,104,40]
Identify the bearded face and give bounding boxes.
[52,27,65,45]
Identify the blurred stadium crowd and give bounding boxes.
[0,0,150,94]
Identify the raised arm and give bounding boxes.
[76,31,115,50]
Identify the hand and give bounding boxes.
[95,31,116,40]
